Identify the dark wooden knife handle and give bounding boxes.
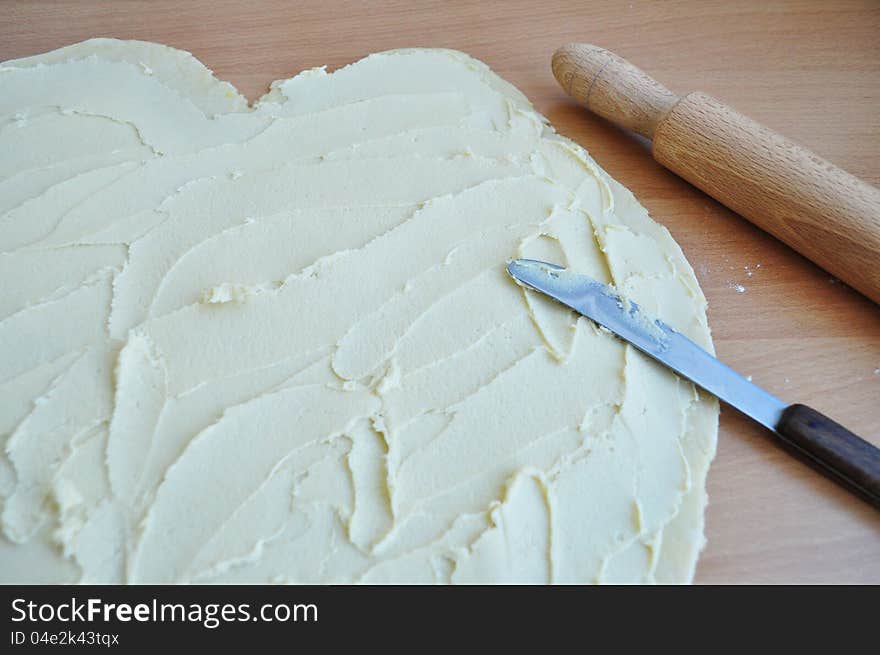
[776,404,880,508]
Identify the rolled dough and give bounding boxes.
[0,39,718,583]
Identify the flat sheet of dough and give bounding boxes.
[0,39,718,584]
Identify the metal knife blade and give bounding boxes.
[507,258,787,430]
[507,258,880,508]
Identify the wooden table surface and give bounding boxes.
[3,0,878,584]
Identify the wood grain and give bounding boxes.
[654,92,880,304]
[2,0,878,583]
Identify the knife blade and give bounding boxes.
[507,258,880,507]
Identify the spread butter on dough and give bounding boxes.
[0,39,718,583]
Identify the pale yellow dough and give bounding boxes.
[0,39,718,584]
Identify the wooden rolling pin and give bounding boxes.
[552,43,880,304]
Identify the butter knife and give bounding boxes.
[507,258,880,508]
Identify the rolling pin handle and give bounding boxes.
[552,43,679,139]
[552,42,880,304]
